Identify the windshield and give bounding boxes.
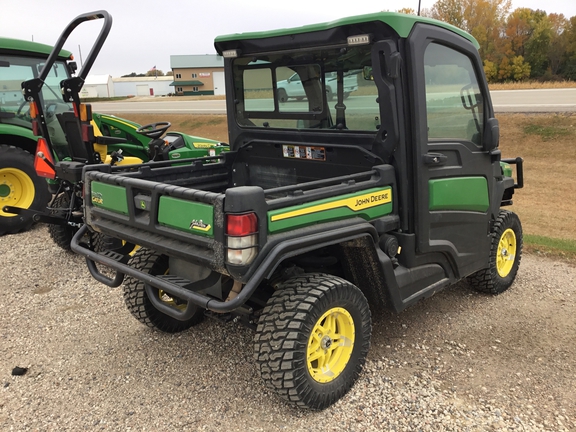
[233,44,380,132]
[0,55,72,159]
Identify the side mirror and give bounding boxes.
[0,60,9,68]
[68,61,78,75]
[484,118,499,151]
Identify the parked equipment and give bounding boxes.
[0,12,226,244]
[73,12,523,409]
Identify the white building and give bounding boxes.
[112,76,174,97]
[82,75,114,98]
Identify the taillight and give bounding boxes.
[31,120,41,136]
[81,123,93,142]
[226,213,258,265]
[29,101,38,119]
[34,138,56,179]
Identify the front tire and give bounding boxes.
[277,89,288,103]
[467,210,522,294]
[123,248,205,333]
[0,145,50,235]
[254,274,371,410]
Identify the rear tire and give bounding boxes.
[467,210,522,294]
[254,273,371,410]
[0,145,50,236]
[48,192,77,250]
[123,248,205,333]
[91,232,136,255]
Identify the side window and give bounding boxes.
[243,68,274,112]
[424,43,484,145]
[0,61,30,114]
[42,62,68,103]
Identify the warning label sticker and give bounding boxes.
[282,145,325,161]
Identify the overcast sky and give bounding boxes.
[2,0,575,78]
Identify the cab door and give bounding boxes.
[407,24,495,278]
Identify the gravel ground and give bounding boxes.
[1,225,575,431]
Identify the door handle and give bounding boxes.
[423,152,448,165]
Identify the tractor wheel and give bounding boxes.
[467,210,523,294]
[277,89,288,103]
[254,273,371,410]
[123,248,205,333]
[0,145,50,236]
[48,192,77,250]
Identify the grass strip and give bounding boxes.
[524,234,576,262]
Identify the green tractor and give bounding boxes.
[0,13,226,242]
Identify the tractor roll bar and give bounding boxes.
[40,10,112,84]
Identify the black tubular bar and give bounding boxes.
[20,11,113,153]
[71,222,378,316]
[39,11,112,84]
[502,157,524,189]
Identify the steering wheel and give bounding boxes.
[136,121,171,139]
[16,100,30,117]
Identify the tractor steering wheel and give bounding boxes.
[16,99,30,117]
[136,121,171,139]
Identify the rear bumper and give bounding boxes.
[71,220,382,318]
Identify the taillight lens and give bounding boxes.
[31,120,41,136]
[29,101,38,119]
[227,213,257,236]
[226,213,258,265]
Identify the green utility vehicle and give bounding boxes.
[1,12,226,243]
[72,12,524,409]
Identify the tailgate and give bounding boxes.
[84,156,232,272]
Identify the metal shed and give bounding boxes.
[82,74,115,98]
[112,76,174,97]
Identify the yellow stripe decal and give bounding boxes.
[192,224,212,232]
[271,189,392,222]
[100,115,138,130]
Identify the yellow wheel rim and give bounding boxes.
[158,268,186,311]
[0,167,35,217]
[497,228,517,278]
[307,307,355,383]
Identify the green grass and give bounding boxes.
[523,119,574,141]
[181,117,223,128]
[524,234,576,260]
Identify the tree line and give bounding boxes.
[121,70,172,78]
[399,0,576,82]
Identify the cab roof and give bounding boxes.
[215,12,479,51]
[0,37,73,60]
